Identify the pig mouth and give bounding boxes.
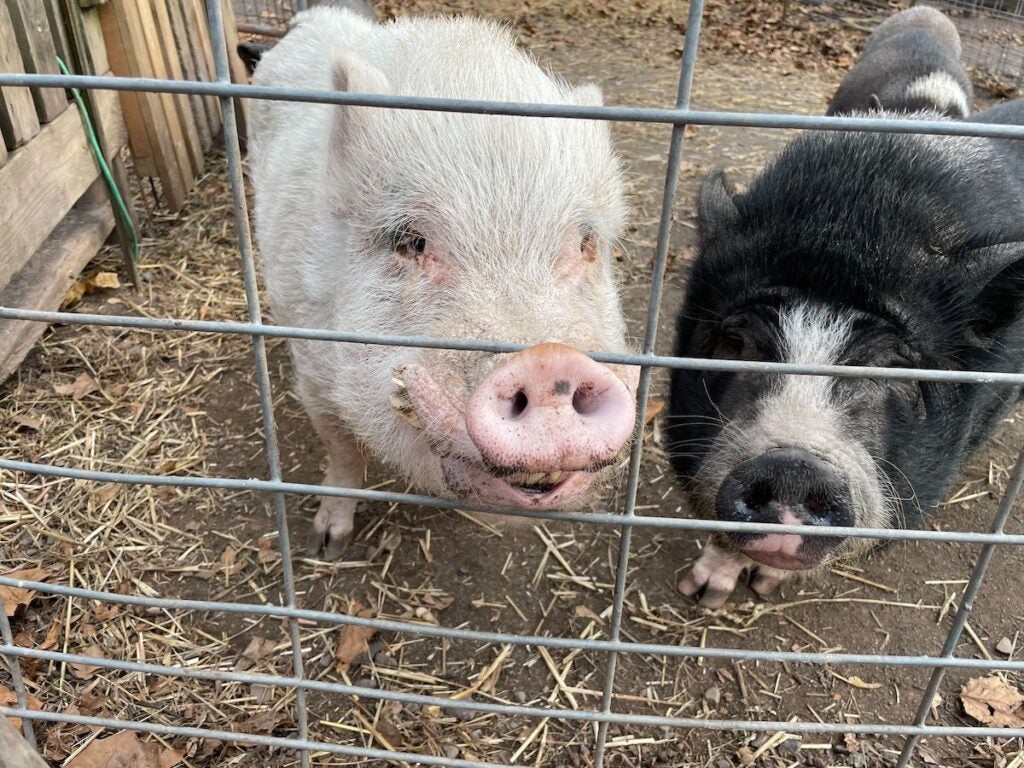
[441,458,596,509]
[727,532,841,571]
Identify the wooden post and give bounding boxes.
[0,714,49,768]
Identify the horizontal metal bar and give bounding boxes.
[1,72,1023,139]
[4,705,1024,742]
[4,458,1024,543]
[0,708,505,768]
[237,22,286,37]
[2,577,1023,670]
[4,306,1024,386]
[3,641,1024,722]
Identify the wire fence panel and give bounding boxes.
[1,1,1024,767]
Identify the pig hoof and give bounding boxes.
[306,499,356,560]
[749,566,788,598]
[677,543,752,609]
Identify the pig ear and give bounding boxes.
[697,170,740,241]
[966,241,1024,336]
[569,82,604,107]
[330,51,391,145]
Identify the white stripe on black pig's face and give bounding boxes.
[685,301,909,572]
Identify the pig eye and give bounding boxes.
[397,233,427,259]
[580,233,598,262]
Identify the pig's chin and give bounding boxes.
[441,457,596,511]
[727,532,841,571]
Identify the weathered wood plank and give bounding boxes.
[146,0,204,176]
[184,0,222,138]
[95,2,156,178]
[0,87,123,290]
[0,177,115,384]
[166,0,212,151]
[43,0,72,73]
[4,0,69,122]
[98,0,186,209]
[0,715,50,768]
[0,1,40,151]
[219,0,250,143]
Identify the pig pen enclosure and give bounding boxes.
[2,0,1024,766]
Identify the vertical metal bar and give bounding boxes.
[590,3,705,766]
[205,2,310,765]
[895,448,1024,768]
[0,607,36,747]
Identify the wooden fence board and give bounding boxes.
[4,0,69,122]
[0,1,40,151]
[0,177,115,383]
[43,0,72,72]
[184,0,222,137]
[166,0,212,150]
[98,0,187,210]
[148,0,204,174]
[0,86,124,289]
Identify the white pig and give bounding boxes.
[249,7,639,558]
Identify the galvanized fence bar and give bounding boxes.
[895,448,1024,767]
[6,456,1024,543]
[592,2,706,765]
[205,1,309,763]
[3,72,1024,138]
[3,574,1024,672]
[10,305,1024,386]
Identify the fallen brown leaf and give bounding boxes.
[53,373,99,400]
[62,271,121,308]
[0,568,52,617]
[0,687,43,731]
[237,710,286,735]
[40,618,61,651]
[335,602,378,673]
[11,413,41,430]
[830,671,882,690]
[92,484,119,506]
[961,676,1024,727]
[69,645,104,681]
[644,396,665,425]
[241,636,277,664]
[65,730,183,768]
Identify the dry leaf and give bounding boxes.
[335,602,378,673]
[237,710,286,735]
[960,676,1024,727]
[54,373,99,400]
[0,687,43,731]
[69,645,104,680]
[62,271,121,308]
[40,618,61,651]
[92,484,119,506]
[11,413,41,430]
[257,536,278,564]
[644,396,665,425]
[219,546,238,571]
[830,671,882,690]
[574,605,603,623]
[65,730,182,768]
[241,636,277,664]
[0,568,52,617]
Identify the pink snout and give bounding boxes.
[465,343,636,473]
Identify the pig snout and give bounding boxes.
[715,447,853,570]
[466,343,636,476]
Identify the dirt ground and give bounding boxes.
[2,1,1024,767]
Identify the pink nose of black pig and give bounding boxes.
[465,343,636,473]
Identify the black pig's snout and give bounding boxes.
[716,448,854,529]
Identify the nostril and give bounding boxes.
[744,479,774,512]
[803,493,827,518]
[510,390,529,418]
[571,384,598,416]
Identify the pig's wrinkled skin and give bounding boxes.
[249,8,638,557]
